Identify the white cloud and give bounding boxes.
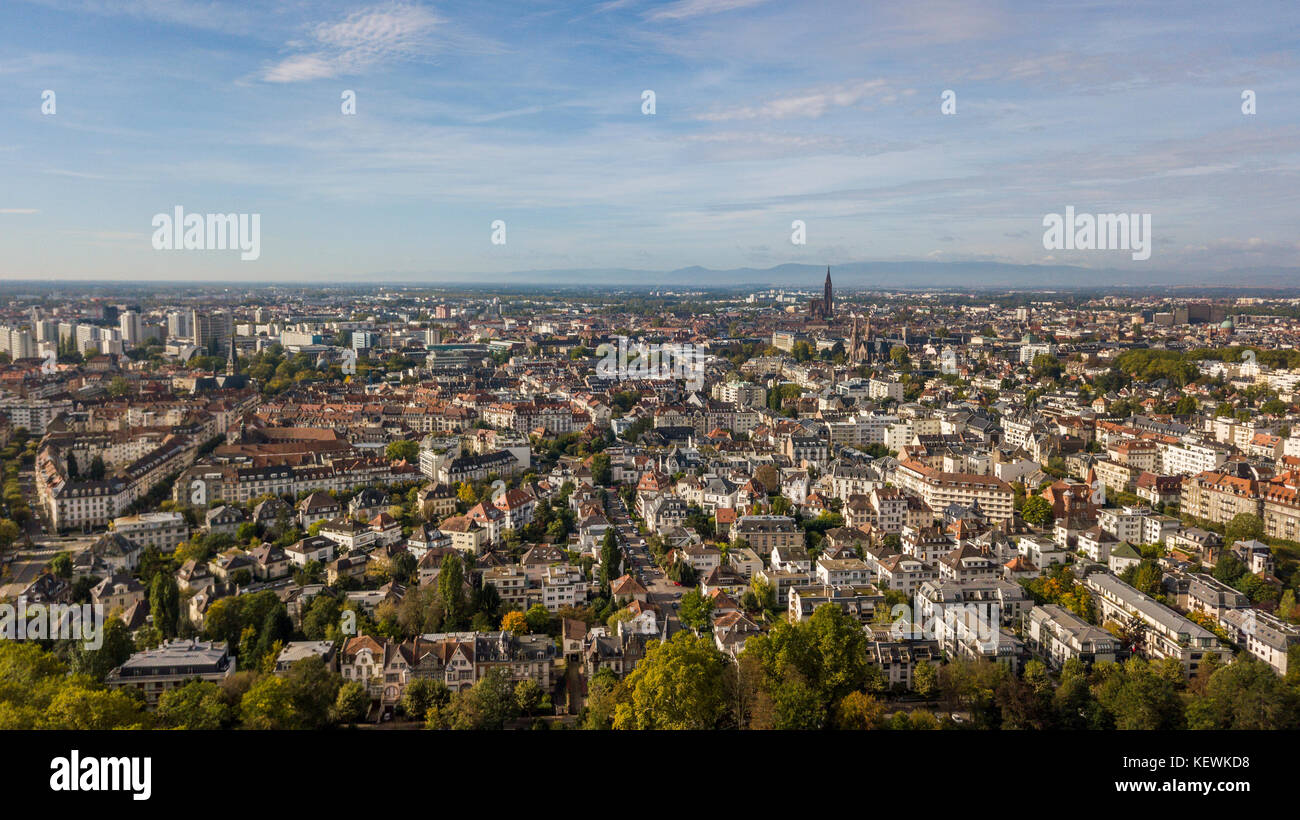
[262,54,336,83]
[263,3,442,83]
[0,209,39,214]
[696,79,888,121]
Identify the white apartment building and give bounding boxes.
[1160,438,1229,477]
[1097,506,1179,546]
[868,379,904,402]
[0,397,73,434]
[1019,342,1056,364]
[1219,609,1300,676]
[885,416,943,451]
[711,380,766,407]
[1084,572,1230,675]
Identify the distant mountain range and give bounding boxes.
[405,261,1300,291]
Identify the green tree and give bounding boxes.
[1120,560,1164,598]
[913,661,938,698]
[0,518,22,553]
[334,681,370,724]
[1279,589,1299,623]
[678,588,715,632]
[42,685,151,730]
[302,593,344,641]
[1052,657,1103,729]
[401,678,450,722]
[48,550,72,577]
[524,603,552,635]
[240,674,300,729]
[1021,495,1055,529]
[1186,658,1298,730]
[283,656,342,729]
[385,440,419,463]
[1225,513,1264,545]
[1212,552,1247,585]
[614,632,727,730]
[591,453,611,486]
[514,678,544,716]
[807,604,871,704]
[438,553,467,629]
[599,528,622,585]
[67,620,136,682]
[255,607,294,670]
[666,558,696,586]
[156,680,233,729]
[1091,658,1185,730]
[762,675,826,729]
[150,572,182,639]
[835,690,885,729]
[442,668,518,730]
[583,667,622,729]
[1173,395,1198,416]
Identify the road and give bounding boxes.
[0,553,50,598]
[0,536,97,599]
[17,467,51,538]
[608,492,683,635]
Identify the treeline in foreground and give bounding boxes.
[3,606,1300,730]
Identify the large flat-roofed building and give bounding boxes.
[274,640,338,674]
[1083,571,1230,675]
[111,511,189,552]
[788,583,883,622]
[106,639,235,707]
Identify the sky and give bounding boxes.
[1,0,1298,283]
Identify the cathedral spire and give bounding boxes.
[823,267,833,320]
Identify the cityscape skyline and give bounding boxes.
[4,0,1299,794]
[2,0,1298,282]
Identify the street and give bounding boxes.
[0,536,97,599]
[608,492,682,636]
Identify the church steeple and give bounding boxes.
[823,267,833,319]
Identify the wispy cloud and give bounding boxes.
[263,2,442,83]
[466,105,546,123]
[646,0,769,22]
[3,0,1299,279]
[696,79,889,121]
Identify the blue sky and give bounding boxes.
[1,0,1298,282]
